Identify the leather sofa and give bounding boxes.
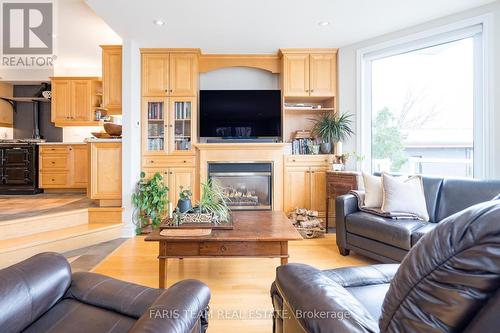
[0,252,210,333]
[271,199,500,333]
[336,176,500,262]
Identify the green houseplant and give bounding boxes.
[310,112,354,154]
[177,186,193,213]
[197,179,230,223]
[132,172,169,235]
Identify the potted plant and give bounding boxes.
[132,172,169,235]
[310,112,354,154]
[177,186,193,213]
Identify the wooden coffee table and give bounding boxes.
[145,211,302,288]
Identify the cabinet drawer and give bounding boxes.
[40,173,69,187]
[142,156,195,167]
[41,155,68,170]
[285,155,333,167]
[199,241,281,256]
[40,146,69,154]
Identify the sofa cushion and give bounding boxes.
[346,212,425,250]
[23,299,136,333]
[411,223,437,246]
[436,178,500,221]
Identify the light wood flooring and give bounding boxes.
[92,234,374,333]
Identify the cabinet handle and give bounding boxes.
[51,161,55,164]
[51,178,55,182]
[150,160,154,163]
[69,147,72,151]
[170,89,173,93]
[183,160,187,163]
[169,124,173,128]
[311,89,314,92]
[305,89,309,93]
[292,159,296,162]
[164,89,168,93]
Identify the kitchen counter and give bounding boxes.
[85,138,122,143]
[38,142,86,145]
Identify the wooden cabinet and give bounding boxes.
[0,82,13,127]
[326,172,360,228]
[101,45,122,115]
[39,144,88,189]
[280,49,337,97]
[50,77,102,127]
[88,141,122,206]
[144,167,196,204]
[141,50,199,97]
[142,96,196,156]
[284,155,334,217]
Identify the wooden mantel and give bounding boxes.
[199,54,281,73]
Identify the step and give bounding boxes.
[0,223,122,269]
[0,208,89,240]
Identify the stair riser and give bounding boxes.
[0,226,122,269]
[0,210,89,241]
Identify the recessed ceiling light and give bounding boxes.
[153,19,165,26]
[318,21,330,27]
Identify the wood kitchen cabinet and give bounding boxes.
[0,82,13,127]
[50,77,102,127]
[39,144,88,189]
[101,45,122,115]
[141,49,199,97]
[88,141,122,207]
[284,155,334,218]
[280,49,337,98]
[326,171,360,228]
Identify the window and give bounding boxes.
[360,23,486,178]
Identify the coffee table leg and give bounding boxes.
[159,258,167,288]
[280,241,289,265]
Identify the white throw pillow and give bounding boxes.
[381,174,429,221]
[362,172,383,208]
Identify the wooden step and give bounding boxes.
[0,223,122,268]
[0,208,89,240]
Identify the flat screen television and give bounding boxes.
[199,90,281,139]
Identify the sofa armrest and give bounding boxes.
[65,272,165,318]
[335,193,360,249]
[274,263,379,333]
[129,279,210,333]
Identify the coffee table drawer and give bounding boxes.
[199,241,281,256]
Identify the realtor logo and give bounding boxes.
[2,1,53,54]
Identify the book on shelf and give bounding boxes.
[148,102,163,120]
[291,138,313,155]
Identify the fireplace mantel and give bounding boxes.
[196,143,285,211]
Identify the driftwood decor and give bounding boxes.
[288,208,326,239]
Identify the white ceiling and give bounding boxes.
[85,0,496,53]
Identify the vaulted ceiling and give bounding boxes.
[85,0,495,53]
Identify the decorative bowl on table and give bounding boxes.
[103,123,122,137]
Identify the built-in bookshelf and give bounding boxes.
[146,101,165,151]
[173,101,192,151]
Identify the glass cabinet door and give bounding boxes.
[170,98,195,152]
[145,100,166,153]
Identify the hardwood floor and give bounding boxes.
[92,234,374,332]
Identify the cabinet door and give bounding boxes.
[51,80,71,123]
[283,54,309,97]
[169,97,196,153]
[102,46,122,114]
[71,145,88,188]
[142,98,168,155]
[169,53,197,96]
[310,53,336,97]
[284,167,311,212]
[310,168,327,214]
[71,80,92,121]
[142,54,169,97]
[89,142,121,199]
[168,167,195,203]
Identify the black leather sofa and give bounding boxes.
[0,252,210,333]
[336,176,500,262]
[271,199,500,332]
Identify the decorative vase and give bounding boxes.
[320,142,332,154]
[177,198,192,213]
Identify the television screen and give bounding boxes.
[200,90,281,138]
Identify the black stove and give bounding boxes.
[0,141,43,195]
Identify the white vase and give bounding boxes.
[334,142,343,155]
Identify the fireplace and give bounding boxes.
[208,162,272,210]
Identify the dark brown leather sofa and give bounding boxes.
[0,253,210,333]
[336,176,500,262]
[271,199,500,332]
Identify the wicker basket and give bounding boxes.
[296,226,326,239]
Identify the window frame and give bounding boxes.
[356,15,493,178]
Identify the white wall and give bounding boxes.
[339,2,500,178]
[200,67,279,90]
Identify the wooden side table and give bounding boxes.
[326,171,360,231]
